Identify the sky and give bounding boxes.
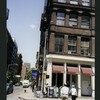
[7,0,45,68]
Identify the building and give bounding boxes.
[39,0,95,97]
[7,30,18,67]
[7,9,18,71]
[7,30,18,82]
[24,62,31,72]
[16,53,23,75]
[35,52,42,86]
[21,65,27,80]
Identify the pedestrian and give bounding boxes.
[45,83,48,97]
[31,82,34,92]
[60,83,69,100]
[69,85,77,100]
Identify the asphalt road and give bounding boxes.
[7,86,30,100]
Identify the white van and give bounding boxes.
[22,80,29,88]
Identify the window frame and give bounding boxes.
[70,0,78,5]
[81,38,90,56]
[58,0,66,3]
[81,15,90,29]
[55,36,64,53]
[69,13,78,28]
[82,0,90,6]
[68,36,77,54]
[56,12,65,26]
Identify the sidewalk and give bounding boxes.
[18,87,36,100]
[18,87,95,100]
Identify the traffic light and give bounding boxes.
[46,75,49,79]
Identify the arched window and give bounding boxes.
[81,15,90,29]
[69,13,78,27]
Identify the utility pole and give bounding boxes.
[41,29,47,92]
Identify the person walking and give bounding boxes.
[45,83,48,97]
[69,85,77,100]
[60,83,69,100]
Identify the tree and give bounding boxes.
[25,67,37,81]
[25,70,31,81]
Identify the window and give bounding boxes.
[69,14,78,27]
[68,36,77,54]
[81,15,90,29]
[56,12,65,26]
[81,38,90,56]
[70,0,78,5]
[82,0,90,6]
[58,0,66,3]
[55,36,64,52]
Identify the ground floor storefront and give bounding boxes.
[45,54,95,97]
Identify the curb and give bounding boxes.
[18,97,94,100]
[18,96,39,100]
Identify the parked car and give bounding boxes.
[6,83,14,94]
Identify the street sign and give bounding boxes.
[31,70,38,79]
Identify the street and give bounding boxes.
[7,86,94,100]
[7,86,28,100]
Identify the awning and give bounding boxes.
[52,65,65,73]
[81,68,94,76]
[67,67,79,74]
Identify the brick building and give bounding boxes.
[21,65,26,80]
[39,0,95,97]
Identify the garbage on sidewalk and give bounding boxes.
[34,90,43,98]
[34,86,43,98]
[34,86,59,98]
[53,86,59,98]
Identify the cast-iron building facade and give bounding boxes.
[39,0,95,97]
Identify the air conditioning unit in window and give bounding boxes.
[68,51,72,54]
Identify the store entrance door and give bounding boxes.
[66,74,77,88]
